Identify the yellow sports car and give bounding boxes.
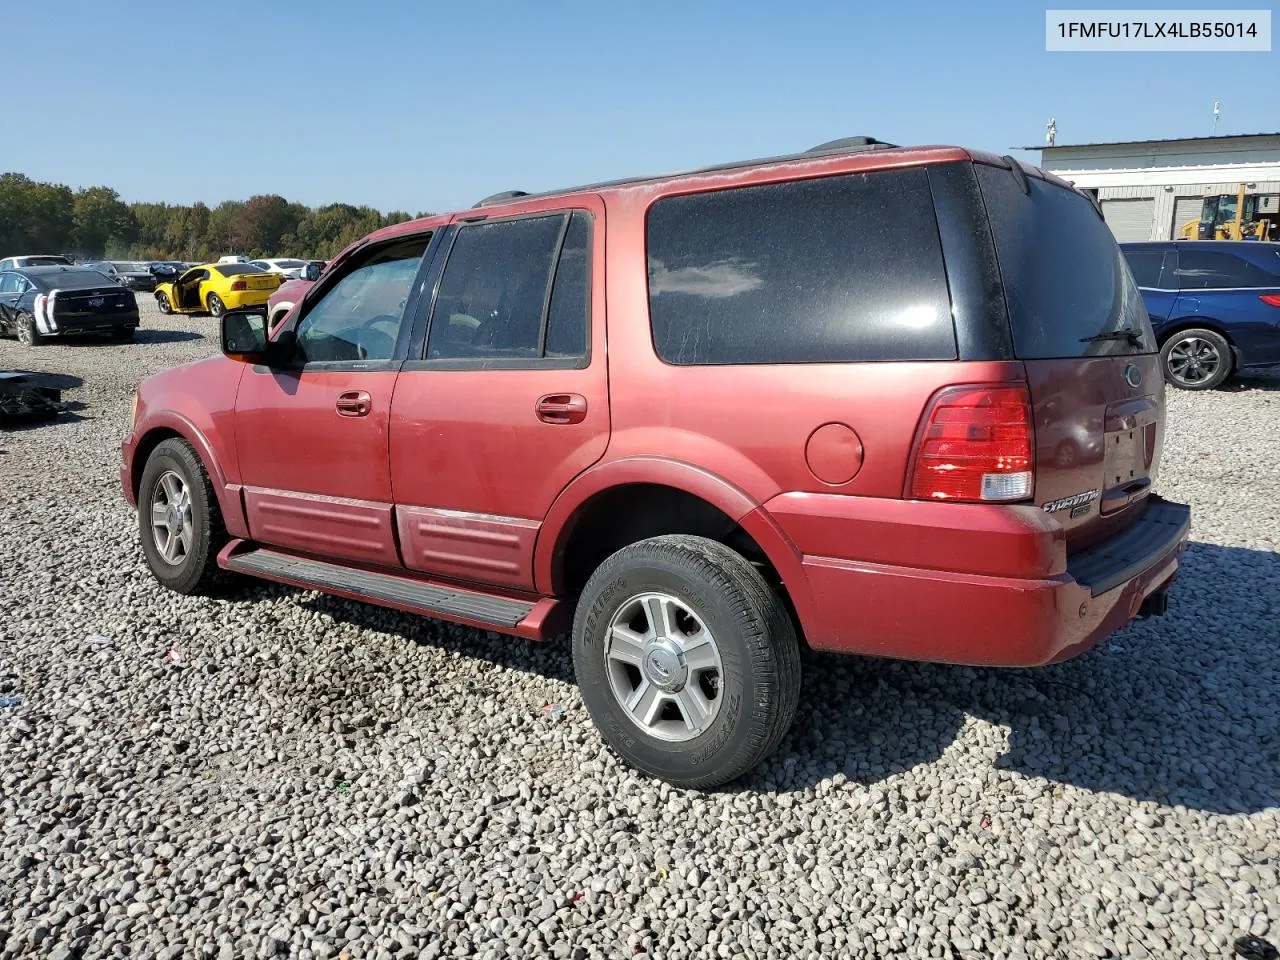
[154,263,282,318]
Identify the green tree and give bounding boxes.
[0,172,75,255]
[72,186,138,258]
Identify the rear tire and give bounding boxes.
[1161,328,1232,390]
[156,292,173,315]
[16,313,42,346]
[206,293,225,318]
[137,438,227,595]
[111,326,136,341]
[572,535,801,789]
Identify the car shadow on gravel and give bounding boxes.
[134,329,206,344]
[767,541,1279,814]
[250,543,1277,814]
[1223,369,1280,392]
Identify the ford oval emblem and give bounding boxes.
[1124,364,1142,389]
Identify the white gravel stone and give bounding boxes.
[0,303,1277,959]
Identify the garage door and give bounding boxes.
[1172,196,1203,239]
[1101,198,1155,242]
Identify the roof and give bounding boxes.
[1019,132,1280,152]
[1120,239,1280,249]
[21,265,107,276]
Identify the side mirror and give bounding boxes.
[220,308,269,363]
[303,262,322,282]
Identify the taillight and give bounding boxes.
[909,384,1034,503]
[231,280,247,291]
[1259,294,1280,307]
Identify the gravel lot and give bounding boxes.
[1,299,1277,960]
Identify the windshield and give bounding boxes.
[24,256,71,266]
[112,261,148,272]
[977,164,1155,358]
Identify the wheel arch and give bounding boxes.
[535,458,811,626]
[1157,318,1237,348]
[131,414,246,536]
[1157,319,1240,371]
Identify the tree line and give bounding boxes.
[1,172,429,263]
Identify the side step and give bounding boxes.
[219,543,566,639]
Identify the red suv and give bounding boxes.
[121,138,1190,787]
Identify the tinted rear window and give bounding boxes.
[214,264,267,277]
[1175,248,1280,289]
[977,164,1154,358]
[646,168,956,364]
[38,269,121,290]
[1121,248,1169,288]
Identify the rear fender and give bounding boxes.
[534,457,813,626]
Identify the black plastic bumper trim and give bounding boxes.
[1067,498,1191,598]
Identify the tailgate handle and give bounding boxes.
[1100,477,1151,513]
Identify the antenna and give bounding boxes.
[1212,100,1221,136]
[1045,118,1057,146]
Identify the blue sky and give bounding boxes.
[6,0,1274,213]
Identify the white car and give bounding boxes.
[0,254,73,271]
[217,255,251,264]
[250,258,311,280]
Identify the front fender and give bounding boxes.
[128,358,248,536]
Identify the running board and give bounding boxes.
[218,542,567,640]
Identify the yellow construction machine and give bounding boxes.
[1178,183,1279,241]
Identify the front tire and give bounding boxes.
[137,438,227,595]
[16,313,42,346]
[1161,328,1232,390]
[572,535,801,789]
[206,293,225,318]
[155,292,173,314]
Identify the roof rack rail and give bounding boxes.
[473,190,530,208]
[805,136,898,154]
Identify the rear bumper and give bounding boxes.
[222,290,275,309]
[48,312,139,335]
[768,494,1190,667]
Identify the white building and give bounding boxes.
[1020,132,1280,242]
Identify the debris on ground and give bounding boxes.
[85,635,114,651]
[0,695,21,709]
[164,644,183,664]
[541,703,567,720]
[0,371,67,426]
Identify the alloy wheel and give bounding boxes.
[1167,336,1221,386]
[604,592,724,743]
[150,470,194,565]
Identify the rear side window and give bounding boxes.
[1121,248,1169,288]
[645,169,956,364]
[1175,249,1280,289]
[977,164,1154,358]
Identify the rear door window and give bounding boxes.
[1175,249,1280,289]
[1121,248,1170,288]
[977,164,1154,358]
[645,168,956,364]
[426,212,590,363]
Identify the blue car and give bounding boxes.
[1121,241,1280,389]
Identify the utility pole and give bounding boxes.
[1046,118,1057,147]
[1212,100,1221,136]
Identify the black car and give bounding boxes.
[110,261,159,292]
[148,260,187,283]
[0,266,140,345]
